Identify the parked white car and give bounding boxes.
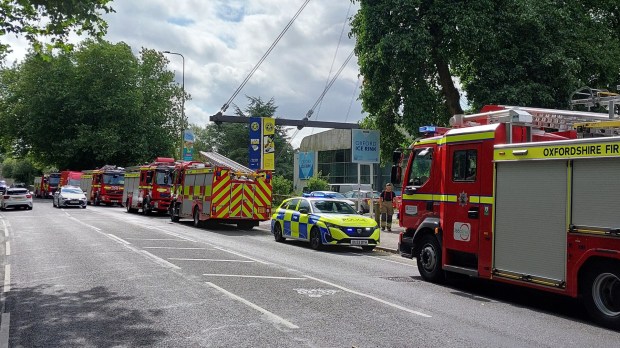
[53,186,87,209]
[0,188,33,210]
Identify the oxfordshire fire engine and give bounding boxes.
[34,172,61,198]
[80,165,125,206]
[394,105,620,329]
[60,171,82,187]
[123,157,175,214]
[169,151,273,230]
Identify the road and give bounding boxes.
[0,199,618,347]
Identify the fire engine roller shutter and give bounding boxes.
[494,160,567,282]
[572,158,620,229]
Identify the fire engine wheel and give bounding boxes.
[237,221,254,231]
[193,208,202,228]
[309,227,322,251]
[142,199,151,215]
[582,263,620,329]
[416,234,444,283]
[94,195,100,206]
[273,223,285,242]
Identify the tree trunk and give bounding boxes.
[433,53,464,116]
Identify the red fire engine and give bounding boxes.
[80,165,125,206]
[123,157,176,214]
[393,105,620,329]
[60,171,83,187]
[34,172,61,198]
[169,152,273,230]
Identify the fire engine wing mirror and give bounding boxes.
[390,166,402,185]
[392,149,402,165]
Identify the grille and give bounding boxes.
[339,227,376,237]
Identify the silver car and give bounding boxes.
[0,188,33,210]
[53,186,87,209]
[343,190,380,213]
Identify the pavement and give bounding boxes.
[0,199,618,347]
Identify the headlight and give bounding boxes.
[323,222,339,229]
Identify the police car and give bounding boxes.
[271,197,380,251]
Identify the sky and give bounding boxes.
[5,0,364,148]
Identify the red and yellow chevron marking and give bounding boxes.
[211,172,231,218]
[229,183,243,218]
[253,179,272,220]
[241,184,254,218]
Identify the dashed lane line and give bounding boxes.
[4,243,8,257]
[0,312,9,348]
[3,265,9,294]
[169,258,254,263]
[303,275,432,318]
[350,252,416,267]
[206,282,299,329]
[143,247,209,250]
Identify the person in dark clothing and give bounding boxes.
[379,183,396,231]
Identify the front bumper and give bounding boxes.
[322,226,380,246]
[60,199,87,207]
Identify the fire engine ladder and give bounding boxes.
[199,151,254,174]
[451,106,619,132]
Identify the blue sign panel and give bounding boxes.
[183,129,195,161]
[248,117,262,170]
[351,129,380,163]
[298,152,314,180]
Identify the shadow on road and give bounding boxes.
[6,284,167,347]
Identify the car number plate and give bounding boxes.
[350,240,368,246]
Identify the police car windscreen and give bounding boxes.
[312,200,357,214]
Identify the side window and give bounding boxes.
[452,150,477,182]
[284,199,300,210]
[298,200,311,213]
[145,171,153,184]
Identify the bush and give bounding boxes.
[271,175,293,207]
[306,171,329,192]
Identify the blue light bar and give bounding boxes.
[419,126,437,133]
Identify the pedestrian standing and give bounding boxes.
[379,183,395,231]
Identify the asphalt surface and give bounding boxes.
[0,199,618,347]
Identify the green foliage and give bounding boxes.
[350,0,620,162]
[193,96,295,180]
[306,171,329,192]
[0,0,114,57]
[0,40,186,170]
[1,157,39,184]
[271,175,294,207]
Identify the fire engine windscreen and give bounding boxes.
[103,174,124,185]
[155,170,173,186]
[49,176,60,185]
[407,148,432,187]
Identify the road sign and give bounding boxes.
[352,129,380,163]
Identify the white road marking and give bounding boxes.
[146,227,198,242]
[203,274,306,280]
[206,282,299,329]
[4,242,9,257]
[125,238,184,241]
[303,275,432,318]
[67,216,101,232]
[0,312,10,348]
[212,246,271,265]
[169,258,254,263]
[143,247,208,250]
[350,252,415,267]
[107,234,131,245]
[3,265,10,293]
[138,249,182,270]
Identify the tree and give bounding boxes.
[194,96,296,180]
[0,40,185,170]
[1,157,39,184]
[306,171,329,192]
[350,0,620,161]
[271,175,293,207]
[0,0,114,56]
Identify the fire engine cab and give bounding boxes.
[80,165,125,206]
[169,151,273,230]
[123,157,175,214]
[393,105,620,329]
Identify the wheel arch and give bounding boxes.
[412,217,442,254]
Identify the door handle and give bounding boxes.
[468,207,479,219]
[426,201,433,211]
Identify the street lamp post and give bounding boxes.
[163,51,185,160]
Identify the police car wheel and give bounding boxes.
[310,227,322,250]
[274,223,285,242]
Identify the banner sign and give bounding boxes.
[262,117,275,171]
[249,117,262,170]
[183,129,195,161]
[351,129,380,163]
[298,152,314,180]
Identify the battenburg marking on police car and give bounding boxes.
[495,141,620,160]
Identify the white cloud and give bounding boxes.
[3,0,365,148]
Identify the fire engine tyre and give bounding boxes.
[416,234,444,283]
[142,198,151,216]
[193,208,202,228]
[273,223,285,242]
[582,263,620,329]
[94,195,100,206]
[237,221,254,231]
[310,227,322,251]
